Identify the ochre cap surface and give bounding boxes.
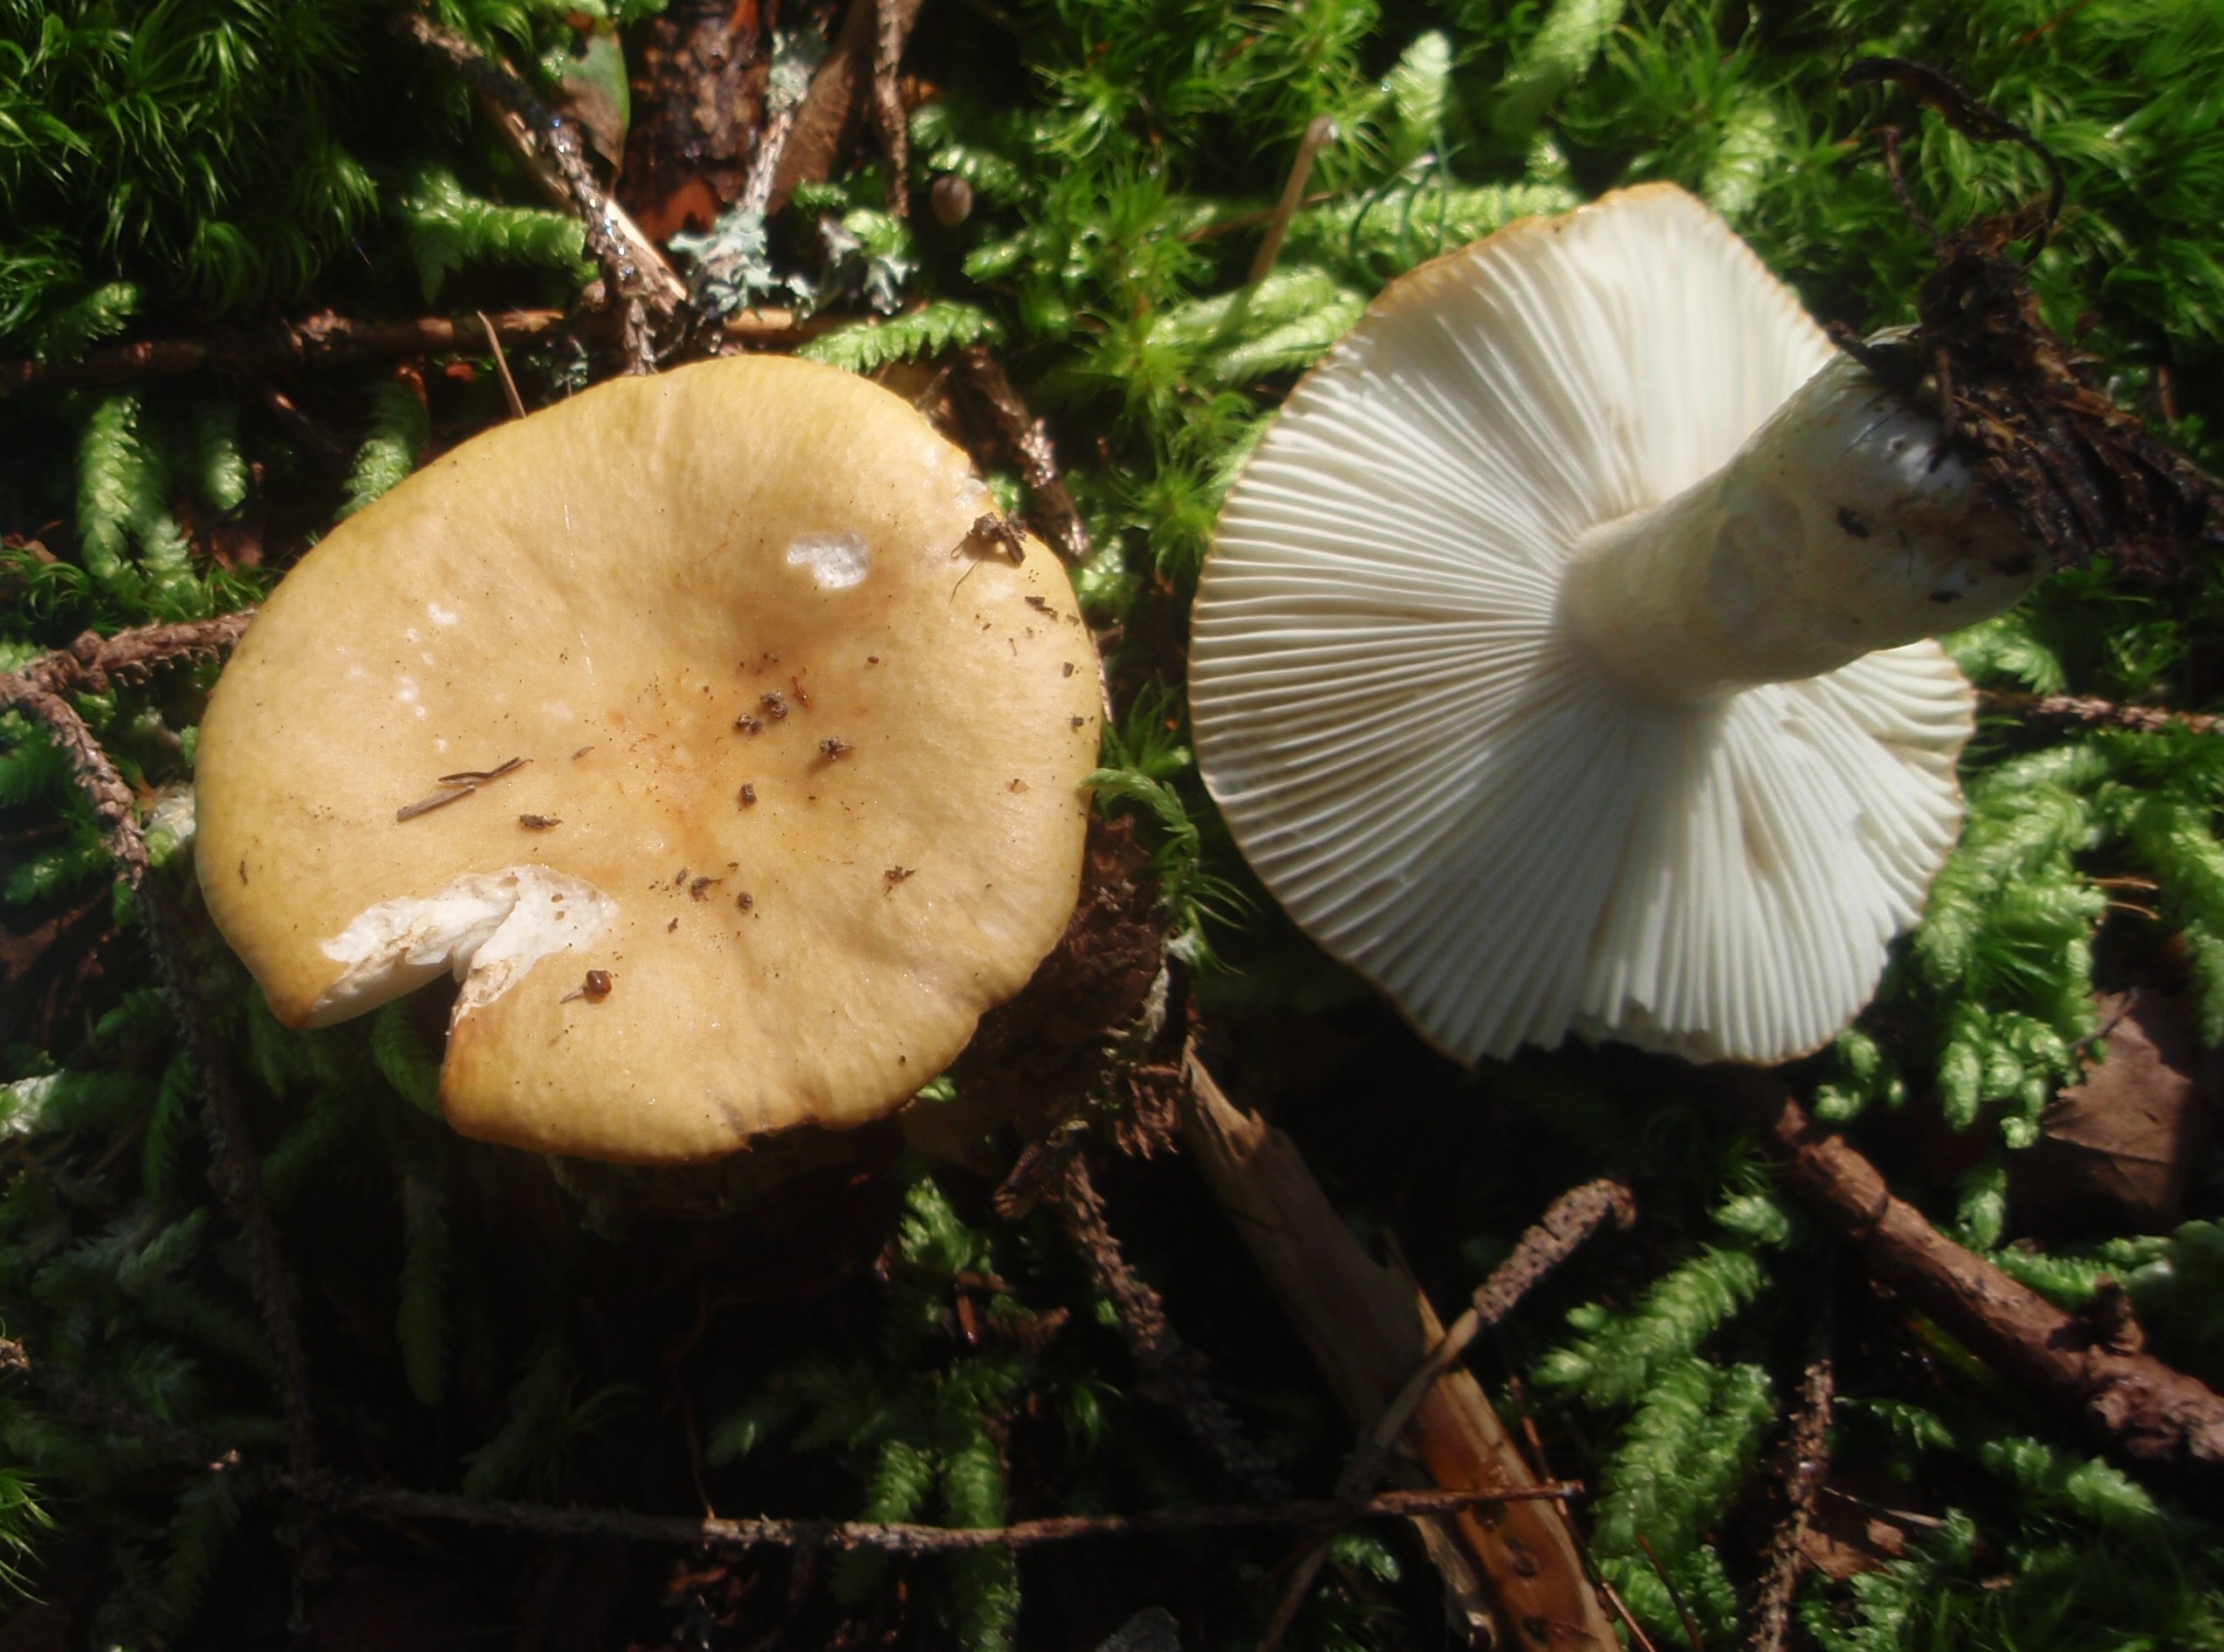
[197,355,1101,1162]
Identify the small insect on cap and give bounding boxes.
[196,356,1102,1163]
[1191,185,2028,1066]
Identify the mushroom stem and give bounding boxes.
[1559,354,2040,704]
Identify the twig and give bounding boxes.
[1185,190,1342,243]
[1723,1071,2224,1507]
[0,675,148,884]
[1636,1532,1705,1652]
[0,1332,1572,1556]
[1595,1570,1665,1652]
[393,11,688,369]
[1183,1048,1619,1651]
[1264,1177,1633,1649]
[2,309,809,397]
[1979,688,2219,737]
[296,1474,1578,1553]
[1346,1177,1635,1504]
[21,615,256,696]
[1054,1152,1286,1498]
[956,346,1091,564]
[736,56,809,220]
[478,312,526,418]
[1747,1319,1835,1652]
[1250,117,1340,284]
[0,625,320,1506]
[0,1337,237,1471]
[870,0,917,215]
[772,0,927,209]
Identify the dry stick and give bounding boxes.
[478,312,526,419]
[1723,1071,2224,1504]
[1636,1532,1705,1652]
[1,309,808,397]
[1348,1178,1637,1504]
[1183,1049,1618,1652]
[956,346,1092,564]
[0,1330,1576,1556]
[17,614,255,699]
[1055,1152,1287,1499]
[1249,116,1341,285]
[298,1475,1579,1554]
[0,636,319,1501]
[1262,1178,1635,1651]
[0,1338,238,1470]
[770,0,927,209]
[1596,1573,1665,1652]
[736,61,807,219]
[393,12,687,372]
[1979,688,2220,737]
[870,0,917,216]
[1747,1325,1835,1652]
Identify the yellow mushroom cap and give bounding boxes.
[196,355,1101,1163]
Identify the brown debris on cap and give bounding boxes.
[196,355,1102,1163]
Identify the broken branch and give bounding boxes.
[1263,1176,1631,1649]
[302,1474,1578,1554]
[1344,1176,1635,1506]
[1726,1073,2224,1507]
[956,346,1092,564]
[393,11,689,357]
[1054,1150,1286,1499]
[1183,1047,1617,1651]
[772,0,928,210]
[2,309,810,397]
[1746,1321,1835,1652]
[1980,688,2219,737]
[0,621,319,1509]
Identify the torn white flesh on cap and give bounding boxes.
[1191,183,2009,1066]
[310,866,616,1026]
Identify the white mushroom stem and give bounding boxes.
[1560,355,2040,705]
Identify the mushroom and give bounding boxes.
[196,355,1101,1162]
[1189,184,2041,1066]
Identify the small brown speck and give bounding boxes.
[674,868,688,886]
[1070,716,1087,729]
[238,859,249,885]
[518,813,560,830]
[884,866,916,890]
[690,876,716,901]
[1062,661,1076,676]
[737,891,754,911]
[760,690,787,719]
[739,783,758,807]
[1026,594,1054,614]
[1009,778,1028,792]
[572,745,593,759]
[866,655,880,664]
[820,737,852,760]
[667,916,679,932]
[791,674,812,709]
[735,715,763,736]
